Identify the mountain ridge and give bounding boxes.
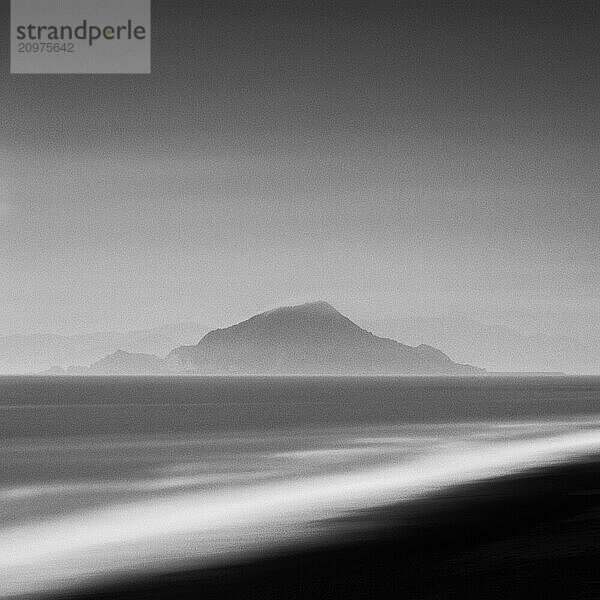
[88,350,170,375]
[0,323,210,374]
[166,302,482,375]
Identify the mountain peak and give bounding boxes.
[265,301,340,316]
[88,350,167,375]
[246,301,359,335]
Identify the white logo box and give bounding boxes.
[11,0,151,74]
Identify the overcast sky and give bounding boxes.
[1,0,600,335]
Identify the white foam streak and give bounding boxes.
[1,429,600,597]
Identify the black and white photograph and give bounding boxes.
[2,1,600,598]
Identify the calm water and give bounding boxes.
[1,376,600,597]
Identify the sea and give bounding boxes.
[1,376,600,598]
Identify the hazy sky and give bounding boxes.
[1,0,600,335]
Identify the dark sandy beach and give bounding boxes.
[58,456,600,600]
[4,377,599,599]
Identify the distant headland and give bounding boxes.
[40,302,483,376]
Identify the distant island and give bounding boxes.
[0,322,209,375]
[165,301,482,375]
[36,302,484,375]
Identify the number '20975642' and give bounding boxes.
[18,42,74,53]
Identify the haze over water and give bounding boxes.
[1,376,600,598]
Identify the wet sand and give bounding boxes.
[59,456,600,600]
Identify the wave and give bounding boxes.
[2,422,600,598]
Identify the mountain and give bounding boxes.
[0,323,209,374]
[37,365,69,376]
[364,316,599,375]
[87,350,169,375]
[166,302,482,375]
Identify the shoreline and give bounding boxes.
[51,455,600,600]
